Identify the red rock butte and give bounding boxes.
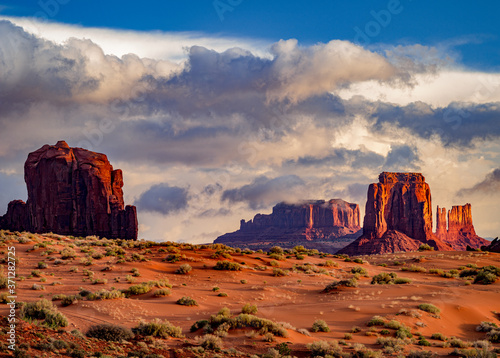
[0,141,138,240]
[215,199,362,252]
[339,172,487,255]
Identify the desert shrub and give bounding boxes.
[401,265,427,272]
[419,244,434,251]
[353,258,364,264]
[376,337,408,351]
[351,326,361,333]
[165,253,184,262]
[367,316,385,327]
[86,324,134,341]
[134,318,183,338]
[450,337,471,348]
[394,277,412,284]
[31,269,42,277]
[351,266,367,275]
[269,246,284,255]
[61,295,78,307]
[32,283,45,290]
[126,284,152,295]
[218,292,228,297]
[474,268,499,285]
[486,329,500,343]
[418,336,431,346]
[319,259,338,268]
[20,299,68,328]
[272,268,288,277]
[60,248,77,259]
[322,278,358,292]
[371,272,397,284]
[476,322,498,332]
[307,340,343,357]
[269,253,285,261]
[177,296,198,306]
[37,261,48,269]
[153,288,171,297]
[242,303,258,314]
[87,289,125,300]
[214,261,241,271]
[196,334,223,351]
[131,267,140,276]
[311,319,330,332]
[191,319,210,332]
[275,342,292,356]
[175,263,192,274]
[460,269,479,277]
[418,303,440,315]
[431,332,447,341]
[384,320,403,330]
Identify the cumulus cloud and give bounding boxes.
[285,148,385,169]
[459,168,500,196]
[221,175,306,210]
[384,144,420,171]
[135,184,189,215]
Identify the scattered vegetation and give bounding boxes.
[214,261,242,271]
[20,299,68,328]
[86,323,134,341]
[134,318,184,338]
[418,303,441,315]
[311,319,330,332]
[322,278,358,292]
[175,263,193,274]
[177,296,198,306]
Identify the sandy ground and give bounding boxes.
[1,231,499,357]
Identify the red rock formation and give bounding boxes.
[340,172,451,255]
[215,199,362,253]
[482,237,500,252]
[435,204,489,250]
[0,141,137,240]
[0,200,29,232]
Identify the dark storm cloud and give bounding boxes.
[286,148,385,169]
[135,184,189,215]
[384,144,420,170]
[221,175,306,210]
[459,168,500,196]
[366,100,500,146]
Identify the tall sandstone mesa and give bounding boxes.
[339,172,451,255]
[0,141,138,240]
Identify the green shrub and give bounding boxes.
[407,351,434,358]
[307,340,343,356]
[449,337,470,348]
[401,265,426,272]
[134,318,183,338]
[311,319,330,332]
[196,334,223,351]
[323,278,358,292]
[474,272,498,285]
[394,277,412,284]
[177,296,198,306]
[38,261,48,269]
[351,266,367,275]
[214,261,241,271]
[20,299,68,328]
[126,284,152,295]
[242,303,258,314]
[218,292,228,297]
[460,269,479,277]
[418,244,434,251]
[272,268,288,277]
[371,272,397,284]
[61,248,77,259]
[61,295,78,307]
[153,288,171,297]
[431,332,447,341]
[418,336,431,346]
[269,246,284,255]
[418,303,440,315]
[175,263,193,274]
[367,316,385,327]
[86,324,134,341]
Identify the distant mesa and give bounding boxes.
[215,199,362,253]
[482,237,500,253]
[0,141,138,240]
[339,172,487,256]
[435,204,489,251]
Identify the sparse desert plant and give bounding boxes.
[367,316,385,327]
[401,265,427,272]
[37,261,48,269]
[311,319,330,332]
[371,272,397,284]
[418,244,434,251]
[272,268,288,277]
[431,332,447,341]
[196,334,223,351]
[394,277,412,284]
[134,318,183,338]
[474,266,500,285]
[20,299,68,329]
[418,336,432,346]
[418,303,440,315]
[60,248,77,259]
[86,323,134,341]
[218,292,228,297]
[460,269,479,277]
[61,295,78,307]
[351,266,367,275]
[449,337,471,348]
[307,340,343,357]
[214,261,241,271]
[175,263,192,274]
[153,288,171,297]
[242,303,258,314]
[126,283,152,295]
[177,296,198,306]
[407,351,434,358]
[269,260,280,267]
[322,278,358,292]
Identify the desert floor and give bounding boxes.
[1,230,499,357]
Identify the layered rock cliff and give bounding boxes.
[0,141,138,240]
[339,172,450,255]
[435,204,489,250]
[215,199,362,253]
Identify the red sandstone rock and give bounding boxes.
[482,237,500,252]
[215,199,362,253]
[436,204,489,250]
[0,141,137,240]
[340,172,451,255]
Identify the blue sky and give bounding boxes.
[1,0,499,70]
[1,1,500,243]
